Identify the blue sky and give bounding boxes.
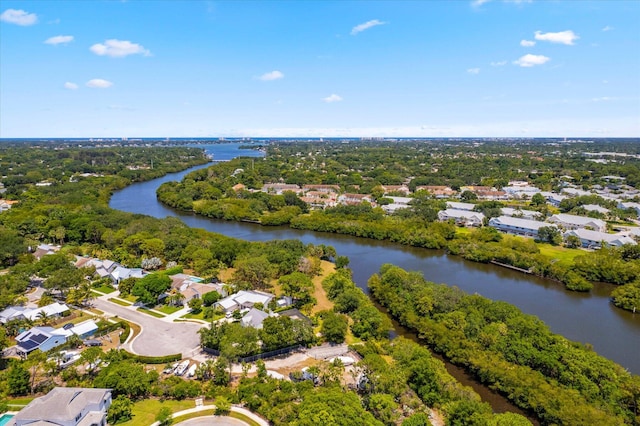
[1,0,638,138]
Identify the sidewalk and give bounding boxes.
[149,404,269,426]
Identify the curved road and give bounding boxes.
[92,295,205,357]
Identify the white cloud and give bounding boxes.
[467,68,480,74]
[351,19,386,35]
[490,60,507,66]
[513,54,550,67]
[1,9,38,26]
[45,35,73,45]
[64,82,78,90]
[534,30,579,45]
[322,94,343,103]
[90,39,151,57]
[602,26,613,32]
[86,79,113,89]
[258,70,284,81]
[520,39,536,47]
[471,0,491,7]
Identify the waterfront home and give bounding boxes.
[548,214,606,232]
[563,229,637,249]
[337,193,374,206]
[437,209,484,227]
[488,216,556,239]
[382,196,413,214]
[11,387,111,426]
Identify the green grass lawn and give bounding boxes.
[109,298,133,306]
[119,399,196,426]
[538,243,584,266]
[137,307,165,318]
[156,305,182,315]
[93,284,117,294]
[6,396,35,407]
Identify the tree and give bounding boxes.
[402,413,432,426]
[460,190,478,202]
[537,226,562,245]
[202,291,220,307]
[94,360,155,399]
[367,393,399,425]
[0,228,26,267]
[107,395,133,424]
[156,407,173,426]
[279,272,314,303]
[214,395,231,415]
[335,256,350,269]
[81,346,104,375]
[132,273,171,305]
[321,311,348,343]
[188,297,203,313]
[7,362,30,396]
[232,255,273,290]
[530,193,546,207]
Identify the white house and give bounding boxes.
[500,207,542,221]
[12,387,111,426]
[381,196,413,214]
[15,320,98,355]
[548,214,607,232]
[214,290,274,314]
[564,229,637,249]
[445,201,475,211]
[581,204,610,215]
[618,201,640,218]
[540,192,566,207]
[240,308,271,329]
[437,209,484,227]
[0,302,70,325]
[489,216,557,239]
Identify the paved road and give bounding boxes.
[175,417,247,426]
[92,297,206,357]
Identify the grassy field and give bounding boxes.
[137,307,165,318]
[93,284,116,294]
[119,399,196,426]
[156,305,182,315]
[311,260,336,314]
[6,396,35,408]
[109,298,133,306]
[538,243,584,266]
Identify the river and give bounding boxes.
[110,143,639,414]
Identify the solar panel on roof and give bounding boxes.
[63,323,74,330]
[31,334,48,343]
[19,340,38,351]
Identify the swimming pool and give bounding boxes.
[0,414,15,426]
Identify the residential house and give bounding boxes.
[548,214,607,232]
[581,204,610,215]
[381,184,411,195]
[0,199,18,212]
[337,193,374,206]
[381,196,412,214]
[564,229,637,249]
[0,302,70,325]
[488,216,557,239]
[500,208,542,221]
[416,185,457,198]
[300,191,337,209]
[11,387,111,426]
[540,192,567,207]
[618,201,640,218]
[302,184,340,194]
[240,308,270,329]
[214,290,275,314]
[445,201,476,211]
[15,320,98,355]
[437,209,485,227]
[562,187,593,197]
[262,183,301,195]
[476,189,508,201]
[232,183,246,192]
[32,244,61,260]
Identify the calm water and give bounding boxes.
[110,144,639,415]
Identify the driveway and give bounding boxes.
[175,417,247,426]
[92,297,206,357]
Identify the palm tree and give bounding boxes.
[36,311,51,326]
